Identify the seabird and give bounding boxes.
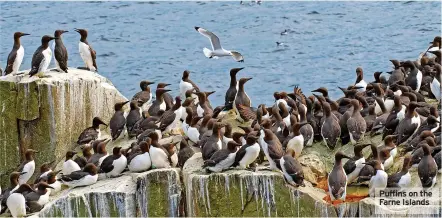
[33,160,55,184]
[418,143,438,188]
[279,149,305,187]
[233,77,252,122]
[24,182,54,213]
[77,117,107,145]
[128,140,152,172]
[347,99,367,144]
[29,35,56,77]
[53,30,69,73]
[344,143,370,184]
[4,32,29,75]
[321,102,341,149]
[99,147,127,178]
[74,145,93,169]
[187,116,202,144]
[157,96,183,132]
[258,128,284,170]
[378,135,398,170]
[354,67,367,92]
[17,149,38,185]
[201,122,225,160]
[285,122,308,158]
[45,171,62,196]
[148,88,171,116]
[62,151,81,175]
[194,27,244,62]
[394,101,422,144]
[195,92,213,117]
[177,137,195,168]
[387,155,412,189]
[59,163,98,188]
[74,28,97,71]
[110,101,129,140]
[232,134,260,169]
[0,172,26,213]
[6,184,35,218]
[430,64,441,101]
[179,70,200,101]
[126,101,142,135]
[203,141,241,173]
[88,139,110,167]
[328,152,351,201]
[224,67,243,110]
[365,160,388,197]
[148,132,175,169]
[402,61,423,92]
[132,80,155,111]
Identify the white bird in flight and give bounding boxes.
[194,27,244,62]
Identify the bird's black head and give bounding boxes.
[14,32,30,39]
[54,30,69,37]
[41,35,57,44]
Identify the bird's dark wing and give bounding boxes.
[60,170,88,181]
[132,91,150,105]
[387,172,404,187]
[55,44,68,72]
[233,145,247,166]
[237,104,257,122]
[343,159,356,175]
[99,156,115,173]
[267,140,283,160]
[5,48,17,75]
[89,45,97,70]
[74,156,88,169]
[77,127,98,144]
[29,47,45,76]
[205,149,230,167]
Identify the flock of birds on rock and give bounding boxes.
[0,26,441,217]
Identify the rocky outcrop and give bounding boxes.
[0,68,127,187]
[39,169,182,217]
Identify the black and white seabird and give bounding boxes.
[195,92,213,117]
[128,140,152,172]
[354,67,367,92]
[224,67,243,110]
[232,134,260,169]
[88,139,110,167]
[74,145,93,169]
[17,149,38,185]
[233,77,252,122]
[179,70,200,101]
[132,80,155,111]
[344,143,370,184]
[402,61,423,92]
[365,160,388,197]
[187,116,202,144]
[394,101,422,144]
[280,149,305,187]
[203,141,241,173]
[0,172,26,213]
[110,101,129,140]
[99,147,127,178]
[59,163,98,188]
[24,182,54,212]
[6,184,35,218]
[126,101,142,135]
[53,30,69,73]
[62,151,81,175]
[158,97,183,132]
[156,83,174,110]
[33,160,55,184]
[77,117,107,145]
[387,155,412,189]
[29,35,56,77]
[328,152,351,201]
[297,103,314,146]
[148,88,171,117]
[418,143,438,188]
[258,128,284,170]
[4,32,29,75]
[285,122,308,158]
[177,137,195,168]
[201,122,225,161]
[321,102,341,149]
[194,26,244,62]
[148,132,177,169]
[74,28,97,71]
[347,99,367,144]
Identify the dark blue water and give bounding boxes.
[1,1,440,106]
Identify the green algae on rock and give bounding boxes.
[0,68,127,187]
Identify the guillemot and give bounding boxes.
[77,117,107,145]
[128,140,152,172]
[53,30,69,73]
[62,151,81,175]
[280,149,305,187]
[29,35,56,77]
[365,160,388,197]
[259,128,284,171]
[59,163,98,188]
[203,141,241,173]
[132,80,155,111]
[4,32,29,75]
[387,155,412,189]
[148,88,171,116]
[6,184,35,218]
[232,134,260,170]
[17,149,38,185]
[328,152,351,201]
[110,101,129,140]
[344,143,370,184]
[99,147,127,178]
[224,68,243,110]
[74,28,97,71]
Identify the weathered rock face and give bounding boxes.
[39,169,182,217]
[182,153,338,217]
[0,68,127,187]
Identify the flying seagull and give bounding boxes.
[194,27,244,62]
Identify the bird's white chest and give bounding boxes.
[431,78,441,100]
[98,154,109,167]
[287,135,304,158]
[197,105,204,117]
[37,191,51,206]
[63,159,81,175]
[398,172,411,189]
[129,152,152,172]
[40,47,52,72]
[369,170,388,197]
[49,181,62,196]
[179,81,193,97]
[160,101,166,111]
[7,193,26,217]
[355,80,367,92]
[239,143,260,168]
[13,45,24,73]
[150,146,170,168]
[209,153,236,173]
[108,155,127,177]
[19,160,35,184]
[187,127,200,143]
[397,106,406,121]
